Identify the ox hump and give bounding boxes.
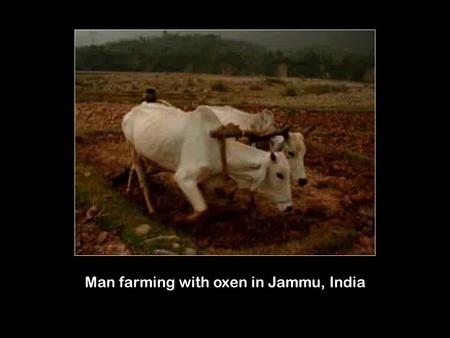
[191,105,223,127]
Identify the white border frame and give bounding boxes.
[74,29,376,257]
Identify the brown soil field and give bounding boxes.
[75,72,374,255]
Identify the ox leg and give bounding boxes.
[126,162,135,194]
[127,151,158,194]
[126,143,137,194]
[131,149,156,215]
[174,170,207,222]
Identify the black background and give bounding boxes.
[23,5,408,303]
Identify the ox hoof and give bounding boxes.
[173,211,206,225]
[146,206,156,216]
[185,211,206,223]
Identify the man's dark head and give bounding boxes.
[143,88,157,102]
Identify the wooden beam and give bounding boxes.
[210,123,291,142]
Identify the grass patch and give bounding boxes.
[75,162,183,253]
[75,187,90,208]
[97,213,119,231]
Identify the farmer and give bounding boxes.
[143,88,157,103]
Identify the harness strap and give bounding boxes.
[218,136,228,179]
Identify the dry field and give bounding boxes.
[75,71,374,255]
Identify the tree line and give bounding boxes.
[76,33,374,82]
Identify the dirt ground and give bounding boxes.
[75,72,374,255]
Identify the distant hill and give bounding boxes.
[210,31,374,54]
[76,30,374,55]
[76,33,374,81]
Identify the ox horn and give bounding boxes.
[257,124,291,141]
[303,125,316,138]
[281,123,291,140]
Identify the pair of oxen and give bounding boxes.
[122,102,313,221]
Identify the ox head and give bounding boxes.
[271,125,315,187]
[257,151,293,212]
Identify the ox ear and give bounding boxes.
[271,137,284,152]
[303,125,316,138]
[281,124,291,140]
[271,142,284,152]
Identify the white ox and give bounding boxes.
[205,105,275,132]
[122,102,293,219]
[200,105,309,187]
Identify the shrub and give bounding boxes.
[211,81,229,92]
[187,78,196,86]
[362,69,374,83]
[282,85,299,97]
[283,107,298,117]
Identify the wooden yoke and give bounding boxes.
[210,123,242,179]
[218,136,228,179]
[210,123,292,178]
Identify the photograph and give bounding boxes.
[75,29,375,256]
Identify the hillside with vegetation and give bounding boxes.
[76,33,374,82]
